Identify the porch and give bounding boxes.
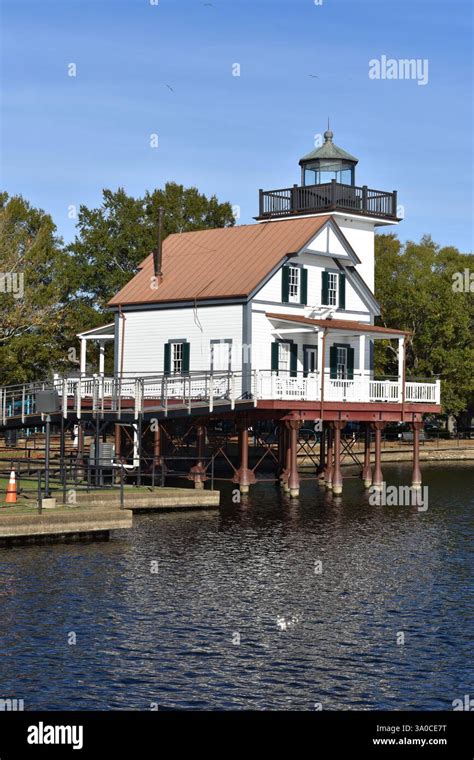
[256,371,440,405]
[0,370,441,428]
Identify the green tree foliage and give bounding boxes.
[68,183,235,309]
[375,233,474,417]
[0,193,78,384]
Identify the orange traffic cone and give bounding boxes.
[5,467,17,504]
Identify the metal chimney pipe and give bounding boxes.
[153,206,164,280]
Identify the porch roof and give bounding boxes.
[76,323,115,341]
[265,312,409,338]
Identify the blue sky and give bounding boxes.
[1,0,472,250]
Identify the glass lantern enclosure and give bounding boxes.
[302,158,355,187]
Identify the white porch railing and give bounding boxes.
[0,371,441,425]
[254,371,440,405]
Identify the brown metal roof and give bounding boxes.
[108,216,331,307]
[266,313,409,336]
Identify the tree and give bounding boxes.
[375,233,474,418]
[68,183,235,310]
[0,193,76,384]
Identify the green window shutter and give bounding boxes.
[282,266,290,303]
[271,342,279,373]
[290,343,298,377]
[182,342,190,374]
[164,343,171,375]
[347,347,354,379]
[321,271,329,305]
[338,273,346,309]
[300,268,308,305]
[329,345,337,379]
[303,349,308,377]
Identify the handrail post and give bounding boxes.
[259,188,263,216]
[330,179,336,208]
[362,184,368,212]
[392,190,398,217]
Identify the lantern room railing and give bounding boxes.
[258,180,398,220]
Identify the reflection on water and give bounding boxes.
[0,462,472,710]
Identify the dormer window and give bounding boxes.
[282,265,308,305]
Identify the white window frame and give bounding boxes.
[288,266,300,303]
[171,342,184,375]
[336,346,348,380]
[327,272,339,307]
[278,342,291,374]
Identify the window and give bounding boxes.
[164,341,189,375]
[211,340,232,372]
[304,346,318,376]
[327,272,338,307]
[278,342,291,373]
[288,266,300,303]
[172,342,184,374]
[336,346,348,379]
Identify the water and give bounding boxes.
[0,462,472,711]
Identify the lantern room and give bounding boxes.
[299,128,358,187]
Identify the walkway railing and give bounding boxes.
[0,370,441,424]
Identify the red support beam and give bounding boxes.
[286,419,301,498]
[324,426,334,490]
[232,418,256,493]
[361,423,372,488]
[153,423,161,466]
[189,423,207,489]
[114,424,121,459]
[371,421,385,490]
[331,421,345,495]
[411,420,423,489]
[317,422,326,479]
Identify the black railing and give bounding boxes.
[258,180,398,220]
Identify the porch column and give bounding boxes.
[324,426,334,489]
[317,330,324,379]
[371,422,385,491]
[286,419,301,498]
[359,334,366,378]
[80,338,87,376]
[189,423,207,489]
[411,420,423,490]
[361,423,372,488]
[332,421,344,495]
[398,337,405,402]
[99,342,105,376]
[233,417,256,494]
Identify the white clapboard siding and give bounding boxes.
[118,305,243,376]
[254,254,370,318]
